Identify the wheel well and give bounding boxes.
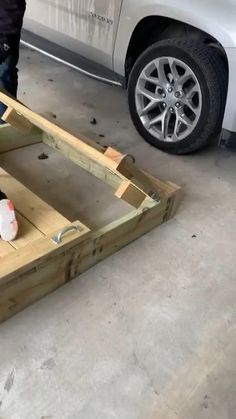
[125,16,228,80]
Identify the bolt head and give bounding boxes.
[168,87,173,93]
[163,103,167,108]
[162,92,166,98]
[169,107,174,113]
[175,102,181,108]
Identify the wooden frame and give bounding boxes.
[0,92,181,323]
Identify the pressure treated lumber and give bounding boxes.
[2,107,33,133]
[0,93,181,324]
[0,93,164,208]
[0,168,82,260]
[115,180,148,208]
[0,187,180,323]
[0,124,41,153]
[0,240,15,258]
[0,92,153,208]
[10,212,43,250]
[0,168,69,235]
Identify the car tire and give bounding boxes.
[128,39,227,154]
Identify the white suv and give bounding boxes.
[23,1,236,154]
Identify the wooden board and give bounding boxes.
[0,124,41,153]
[0,168,69,235]
[0,240,15,258]
[0,187,180,323]
[10,212,43,250]
[0,215,44,257]
[0,94,181,324]
[0,168,82,258]
[0,92,160,207]
[2,108,33,133]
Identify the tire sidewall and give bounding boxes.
[128,42,219,154]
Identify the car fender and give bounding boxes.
[113,1,236,76]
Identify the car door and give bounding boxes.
[25,0,123,69]
[77,0,124,68]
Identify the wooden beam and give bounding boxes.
[0,94,181,325]
[104,146,165,200]
[41,112,106,153]
[10,212,44,250]
[43,132,121,189]
[115,180,146,208]
[0,92,155,208]
[2,107,33,133]
[0,240,15,258]
[104,146,134,171]
[104,146,138,179]
[0,168,70,235]
[0,93,134,176]
[0,186,179,323]
[0,124,42,154]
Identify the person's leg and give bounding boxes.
[0,33,20,123]
[0,191,18,241]
[0,34,20,239]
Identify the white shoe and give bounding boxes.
[0,199,18,241]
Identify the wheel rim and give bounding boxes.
[135,56,203,143]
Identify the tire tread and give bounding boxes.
[128,38,228,154]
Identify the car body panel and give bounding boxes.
[222,47,236,133]
[24,0,123,68]
[114,0,236,76]
[24,0,236,134]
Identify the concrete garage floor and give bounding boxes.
[0,46,236,419]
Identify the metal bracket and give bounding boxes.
[52,225,83,245]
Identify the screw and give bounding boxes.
[162,92,166,98]
[163,103,167,108]
[168,87,173,93]
[169,107,174,113]
[175,102,181,108]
